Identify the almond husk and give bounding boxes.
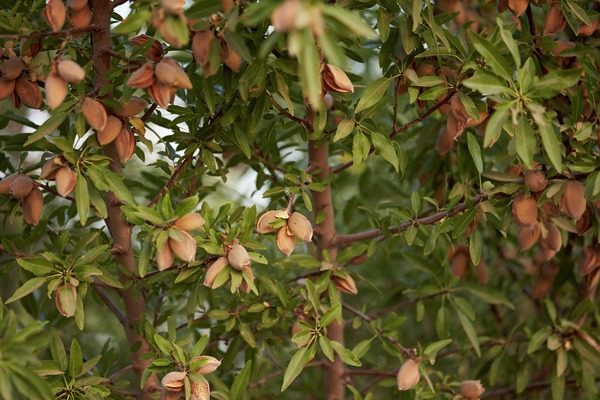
[191,355,221,375]
[518,223,540,251]
[578,18,599,36]
[67,0,87,11]
[438,127,455,156]
[396,359,420,391]
[82,97,107,131]
[130,34,165,62]
[57,59,85,83]
[20,38,42,58]
[161,58,193,89]
[446,112,465,139]
[41,158,60,180]
[192,30,213,66]
[524,170,548,193]
[256,210,280,234]
[70,5,92,30]
[561,180,586,221]
[10,90,23,109]
[0,174,18,195]
[578,247,600,277]
[155,60,179,86]
[161,371,186,391]
[540,222,561,261]
[174,213,205,232]
[97,115,123,145]
[465,111,489,128]
[56,283,77,317]
[9,174,34,199]
[544,4,566,35]
[508,0,529,17]
[45,69,68,110]
[450,93,470,123]
[220,40,242,72]
[271,0,301,32]
[460,380,485,399]
[156,241,174,271]
[227,244,250,270]
[575,207,591,235]
[204,256,228,288]
[333,274,358,295]
[15,75,42,109]
[149,81,171,109]
[512,194,538,229]
[55,166,76,197]
[0,77,15,100]
[276,226,296,256]
[450,247,470,279]
[22,188,43,225]
[476,260,489,285]
[115,96,147,117]
[44,0,67,32]
[322,64,354,93]
[190,379,210,400]
[127,63,155,88]
[169,229,196,262]
[287,212,313,242]
[0,57,24,80]
[115,126,136,162]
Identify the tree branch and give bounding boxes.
[91,283,127,326]
[148,153,194,207]
[331,90,456,174]
[0,25,101,40]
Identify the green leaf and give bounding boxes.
[319,336,335,362]
[423,339,452,364]
[537,115,563,173]
[320,303,342,327]
[528,327,552,354]
[239,322,256,348]
[295,30,321,109]
[498,19,521,67]
[17,258,54,275]
[457,310,481,357]
[281,346,310,391]
[6,277,48,303]
[320,5,377,39]
[469,228,482,266]
[528,68,582,99]
[466,286,515,309]
[354,77,392,115]
[230,360,252,400]
[470,32,513,82]
[25,113,69,146]
[462,68,511,96]
[112,9,152,34]
[371,132,399,172]
[75,174,89,226]
[185,0,221,19]
[333,118,355,142]
[516,117,535,169]
[69,339,83,378]
[467,132,483,174]
[484,105,510,147]
[330,340,362,367]
[352,132,370,167]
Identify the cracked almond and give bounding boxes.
[192,30,213,66]
[450,93,470,123]
[276,226,296,256]
[460,380,485,399]
[287,212,313,242]
[227,244,250,270]
[161,371,186,391]
[256,210,280,234]
[115,96,147,117]
[544,4,566,35]
[191,355,221,374]
[127,63,155,88]
[130,34,164,62]
[334,274,358,295]
[220,39,242,72]
[322,64,354,93]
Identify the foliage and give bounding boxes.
[0,0,599,399]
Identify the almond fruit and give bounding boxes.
[561,180,586,220]
[204,256,228,288]
[256,210,280,234]
[191,355,221,374]
[169,229,196,262]
[287,212,313,242]
[127,63,155,88]
[446,112,465,139]
[67,0,88,11]
[156,241,174,271]
[162,0,185,13]
[334,274,358,295]
[70,5,92,30]
[438,127,455,156]
[460,380,485,399]
[22,188,43,225]
[45,70,68,110]
[271,0,302,32]
[450,247,469,279]
[544,4,566,35]
[512,194,538,229]
[0,77,15,100]
[575,207,591,235]
[508,0,529,17]
[450,93,470,123]
[97,115,123,145]
[155,60,179,86]
[9,174,34,199]
[174,213,205,231]
[276,226,296,256]
[115,126,136,162]
[0,57,24,80]
[161,371,186,391]
[15,75,42,109]
[57,60,85,83]
[322,64,354,93]
[396,359,420,390]
[0,174,18,195]
[192,30,213,66]
[190,378,210,400]
[82,97,108,131]
[55,166,76,197]
[44,0,67,32]
[524,170,547,193]
[579,18,599,36]
[115,96,147,117]
[220,40,242,72]
[55,283,77,317]
[227,244,250,270]
[20,38,41,58]
[130,34,164,62]
[540,222,561,261]
[149,81,171,109]
[518,223,540,251]
[162,58,192,89]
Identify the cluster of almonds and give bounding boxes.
[0,55,43,109]
[127,36,192,109]
[204,239,255,293]
[156,213,205,270]
[0,174,43,225]
[81,95,147,162]
[192,29,243,77]
[40,155,78,196]
[43,0,92,35]
[46,59,86,109]
[161,355,220,400]
[256,209,313,256]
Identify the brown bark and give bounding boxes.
[307,109,345,399]
[91,0,158,397]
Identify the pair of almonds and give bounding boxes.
[0,57,44,109]
[161,355,220,400]
[127,58,191,109]
[256,210,313,256]
[156,213,205,271]
[204,240,254,293]
[41,156,77,197]
[0,174,44,225]
[46,59,86,110]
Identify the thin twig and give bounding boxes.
[106,365,134,384]
[0,25,101,40]
[91,283,127,326]
[147,153,194,207]
[102,48,143,65]
[368,289,450,319]
[482,378,581,398]
[248,361,324,388]
[331,90,456,174]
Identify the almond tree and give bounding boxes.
[0,0,599,399]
